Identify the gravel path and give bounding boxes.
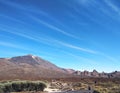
[50,90,93,93]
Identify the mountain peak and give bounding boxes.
[9,54,62,71]
[25,54,37,59]
[9,54,40,65]
[26,54,33,56]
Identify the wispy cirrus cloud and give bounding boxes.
[0,0,80,40]
[29,16,79,39]
[0,41,58,59]
[51,39,97,54]
[76,0,91,5]
[51,39,119,63]
[1,0,76,39]
[60,42,97,54]
[0,14,25,24]
[0,0,47,16]
[104,0,120,16]
[99,52,119,63]
[62,48,119,66]
[0,24,95,54]
[0,25,53,46]
[0,41,29,51]
[61,50,98,65]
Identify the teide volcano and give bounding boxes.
[0,54,72,80]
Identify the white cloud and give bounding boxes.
[77,0,90,5]
[62,42,97,54]
[104,0,120,16]
[0,14,25,24]
[52,39,97,54]
[0,26,53,46]
[62,51,98,65]
[29,16,79,39]
[0,41,28,51]
[99,52,119,63]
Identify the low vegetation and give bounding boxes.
[73,79,120,93]
[0,78,120,93]
[94,81,120,93]
[48,78,120,93]
[0,80,47,93]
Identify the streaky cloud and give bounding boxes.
[62,51,99,65]
[0,41,56,58]
[76,0,91,5]
[61,43,97,54]
[0,0,47,16]
[29,16,79,39]
[52,39,97,54]
[51,38,119,63]
[0,25,54,47]
[0,14,25,24]
[104,0,120,16]
[99,52,119,63]
[0,41,30,51]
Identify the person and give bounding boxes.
[88,86,91,90]
[94,81,97,84]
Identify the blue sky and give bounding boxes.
[0,0,120,72]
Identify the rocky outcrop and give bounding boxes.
[73,70,120,78]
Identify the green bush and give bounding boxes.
[93,90,100,93]
[0,81,47,93]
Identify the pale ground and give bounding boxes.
[49,90,93,93]
[44,84,93,93]
[44,84,61,92]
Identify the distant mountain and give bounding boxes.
[73,70,120,78]
[0,54,72,80]
[9,54,64,71]
[62,68,75,74]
